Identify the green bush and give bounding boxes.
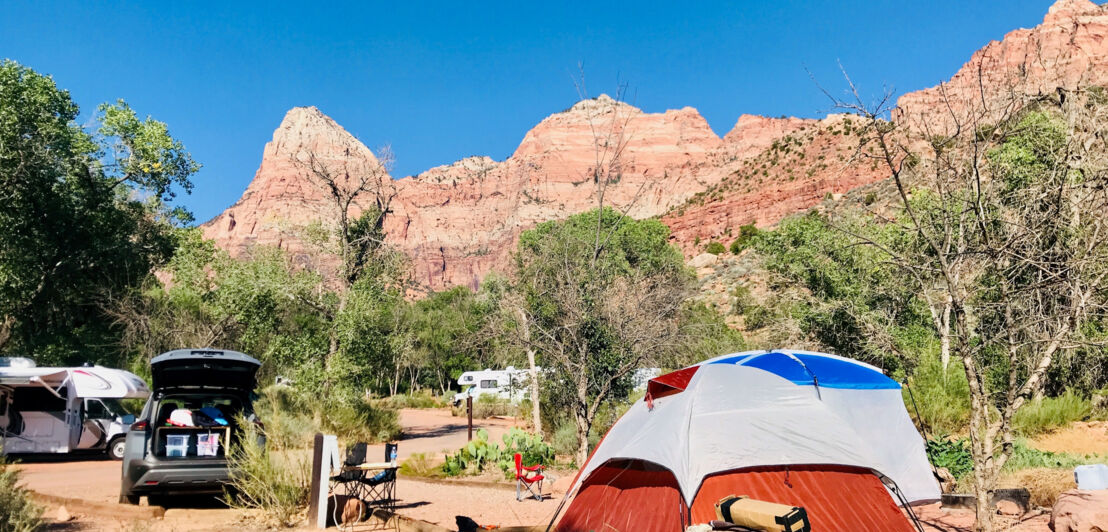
[705,241,726,255]
[926,435,973,480]
[550,421,579,458]
[729,225,760,254]
[0,457,42,532]
[904,356,970,435]
[1013,391,1093,436]
[731,284,753,315]
[442,428,555,479]
[1004,439,1105,471]
[223,418,309,528]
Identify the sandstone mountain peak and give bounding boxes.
[1046,0,1101,22]
[205,0,1108,292]
[897,0,1108,128]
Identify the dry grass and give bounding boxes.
[999,468,1076,508]
[398,452,443,478]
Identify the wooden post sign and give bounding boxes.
[308,432,340,529]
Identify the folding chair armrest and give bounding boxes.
[522,464,545,471]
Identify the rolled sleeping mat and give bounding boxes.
[714,495,810,532]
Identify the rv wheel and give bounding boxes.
[108,437,127,460]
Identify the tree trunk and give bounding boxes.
[573,406,590,466]
[527,348,542,434]
[973,480,994,532]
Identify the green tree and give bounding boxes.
[109,230,330,384]
[0,60,197,365]
[834,81,1108,531]
[512,207,694,463]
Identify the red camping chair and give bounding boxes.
[514,453,545,501]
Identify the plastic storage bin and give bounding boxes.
[165,434,189,457]
[196,433,220,457]
[1075,464,1108,490]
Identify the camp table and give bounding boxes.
[341,461,397,472]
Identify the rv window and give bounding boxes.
[0,393,7,417]
[12,387,66,412]
[480,380,498,389]
[85,399,111,419]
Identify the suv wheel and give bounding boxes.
[108,437,127,460]
[119,492,139,505]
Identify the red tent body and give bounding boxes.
[559,460,914,532]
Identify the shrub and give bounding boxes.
[370,391,445,410]
[905,356,970,435]
[705,241,726,255]
[442,428,555,479]
[321,398,402,444]
[729,225,760,254]
[550,421,579,458]
[926,435,973,480]
[254,386,317,450]
[254,385,402,448]
[224,418,309,528]
[731,284,753,315]
[451,395,515,419]
[1004,439,1102,471]
[0,457,42,532]
[399,453,443,478]
[1013,391,1093,436]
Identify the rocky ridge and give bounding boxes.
[202,0,1108,291]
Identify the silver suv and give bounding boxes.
[119,349,262,505]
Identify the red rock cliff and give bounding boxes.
[203,0,1108,290]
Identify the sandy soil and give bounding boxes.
[17,408,555,531]
[1029,420,1108,455]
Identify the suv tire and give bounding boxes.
[119,492,139,505]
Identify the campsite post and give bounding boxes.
[467,396,473,441]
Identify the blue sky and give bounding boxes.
[2,1,1061,223]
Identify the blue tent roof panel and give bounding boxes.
[708,350,900,390]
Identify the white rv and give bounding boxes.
[452,366,533,406]
[0,357,150,459]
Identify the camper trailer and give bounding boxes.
[0,357,150,459]
[452,366,533,406]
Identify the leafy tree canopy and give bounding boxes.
[0,60,197,365]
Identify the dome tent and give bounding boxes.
[557,350,940,532]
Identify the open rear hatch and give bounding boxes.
[150,349,260,393]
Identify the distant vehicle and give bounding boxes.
[452,366,533,406]
[0,357,150,459]
[119,348,262,505]
[632,368,661,391]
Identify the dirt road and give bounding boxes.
[15,408,560,530]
